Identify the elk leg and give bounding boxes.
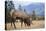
[24,22,26,27]
[21,22,23,27]
[11,18,13,26]
[11,21,12,26]
[13,22,16,29]
[21,18,23,28]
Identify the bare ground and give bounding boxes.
[6,20,45,30]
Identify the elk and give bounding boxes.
[10,9,32,29]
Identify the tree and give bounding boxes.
[5,1,15,30]
[5,1,15,19]
[18,5,22,11]
[7,1,15,12]
[24,9,27,14]
[32,10,36,20]
[24,9,26,12]
[5,1,15,17]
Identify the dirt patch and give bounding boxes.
[6,20,45,30]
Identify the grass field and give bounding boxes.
[6,20,45,30]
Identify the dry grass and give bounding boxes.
[6,20,45,30]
